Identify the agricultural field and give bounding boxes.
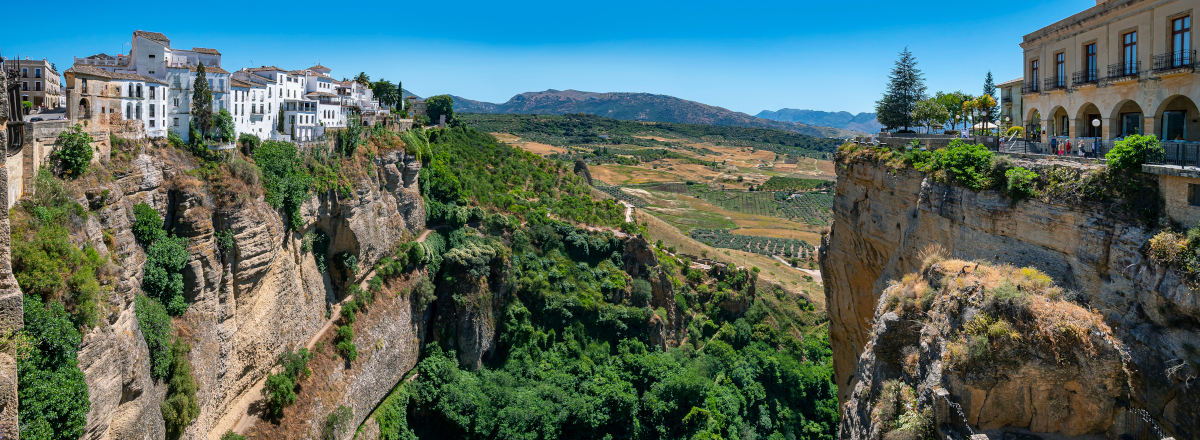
[470,113,840,287]
[690,229,816,261]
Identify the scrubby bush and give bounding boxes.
[1106,134,1163,173]
[254,141,313,230]
[143,234,190,315]
[238,133,261,157]
[132,203,165,244]
[322,405,353,440]
[631,279,653,307]
[263,348,312,419]
[221,431,246,440]
[924,140,994,190]
[1004,167,1038,201]
[52,124,94,178]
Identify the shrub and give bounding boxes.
[322,405,353,440]
[263,372,296,419]
[135,295,175,380]
[925,140,994,190]
[221,431,246,440]
[631,279,653,307]
[1105,134,1163,173]
[254,141,313,230]
[280,348,313,381]
[132,203,165,245]
[340,301,359,324]
[337,339,358,362]
[1148,230,1187,264]
[143,234,191,315]
[53,124,94,178]
[1004,167,1038,201]
[228,158,261,186]
[238,133,261,157]
[168,131,186,148]
[161,338,199,439]
[984,282,1030,316]
[18,295,90,440]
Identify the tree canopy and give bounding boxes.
[425,95,455,126]
[875,48,926,131]
[191,63,213,140]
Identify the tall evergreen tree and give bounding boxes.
[190,63,213,140]
[875,48,926,131]
[982,71,998,124]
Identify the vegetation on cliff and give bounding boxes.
[363,126,838,439]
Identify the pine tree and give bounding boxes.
[875,48,926,131]
[190,63,213,141]
[982,71,998,124]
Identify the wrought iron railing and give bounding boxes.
[1021,82,1039,94]
[1072,69,1100,86]
[1043,76,1067,91]
[1107,61,1141,80]
[1155,141,1200,167]
[1152,49,1197,73]
[1001,96,1013,104]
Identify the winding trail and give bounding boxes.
[621,201,634,223]
[218,228,435,439]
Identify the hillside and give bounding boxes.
[450,89,855,138]
[755,109,882,133]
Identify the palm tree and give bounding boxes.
[354,72,370,88]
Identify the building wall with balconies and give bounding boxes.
[1020,0,1198,144]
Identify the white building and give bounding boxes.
[230,78,271,139]
[74,30,231,141]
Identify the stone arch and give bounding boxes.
[1075,103,1103,138]
[1109,100,1145,138]
[1025,108,1043,139]
[1049,105,1070,137]
[1153,95,1200,141]
[78,98,90,120]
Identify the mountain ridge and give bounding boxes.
[755,108,882,133]
[447,89,855,138]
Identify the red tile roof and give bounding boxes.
[133,30,170,44]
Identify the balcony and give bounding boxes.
[1042,77,1067,91]
[1106,61,1141,81]
[1072,69,1099,87]
[1021,82,1039,94]
[1001,96,1013,104]
[1152,50,1196,74]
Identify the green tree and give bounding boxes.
[876,48,926,131]
[372,80,398,108]
[354,72,371,88]
[135,295,175,379]
[144,234,190,315]
[191,63,213,141]
[52,124,94,178]
[911,98,950,134]
[213,108,235,143]
[933,91,969,131]
[425,95,455,126]
[19,295,90,440]
[973,95,997,134]
[162,338,200,439]
[982,71,999,124]
[132,202,165,245]
[263,372,296,419]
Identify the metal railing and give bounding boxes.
[1107,61,1141,80]
[1155,141,1200,167]
[1152,49,1197,73]
[1001,96,1013,104]
[1072,69,1099,86]
[1043,76,1067,91]
[1021,82,1040,94]
[1001,137,1113,159]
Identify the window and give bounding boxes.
[1084,43,1097,81]
[1030,59,1039,88]
[34,81,41,91]
[150,120,156,128]
[1123,31,1138,74]
[21,81,27,91]
[1055,52,1065,87]
[1173,15,1192,66]
[1190,184,1200,207]
[149,86,155,99]
[20,68,27,78]
[149,54,155,59]
[173,117,179,127]
[34,68,42,78]
[149,105,155,117]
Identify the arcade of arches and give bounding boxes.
[1024,94,1200,142]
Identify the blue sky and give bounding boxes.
[7,1,1092,115]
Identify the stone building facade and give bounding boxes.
[3,57,63,110]
[1021,0,1197,143]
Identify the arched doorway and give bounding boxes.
[1110,100,1144,138]
[1050,106,1069,138]
[1076,103,1102,138]
[1155,95,1200,142]
[1025,109,1042,140]
[78,98,90,120]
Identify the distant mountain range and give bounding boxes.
[755,109,882,133]
[446,89,855,138]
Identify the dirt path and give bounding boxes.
[218,229,434,439]
[771,255,823,282]
[620,201,634,223]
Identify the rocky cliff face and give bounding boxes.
[74,147,425,440]
[821,156,1199,438]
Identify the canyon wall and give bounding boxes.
[74,147,425,439]
[820,154,1199,438]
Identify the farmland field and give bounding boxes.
[690,228,817,261]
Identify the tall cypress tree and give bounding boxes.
[982,71,998,124]
[875,48,926,132]
[190,63,213,140]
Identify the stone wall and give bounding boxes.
[0,62,22,440]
